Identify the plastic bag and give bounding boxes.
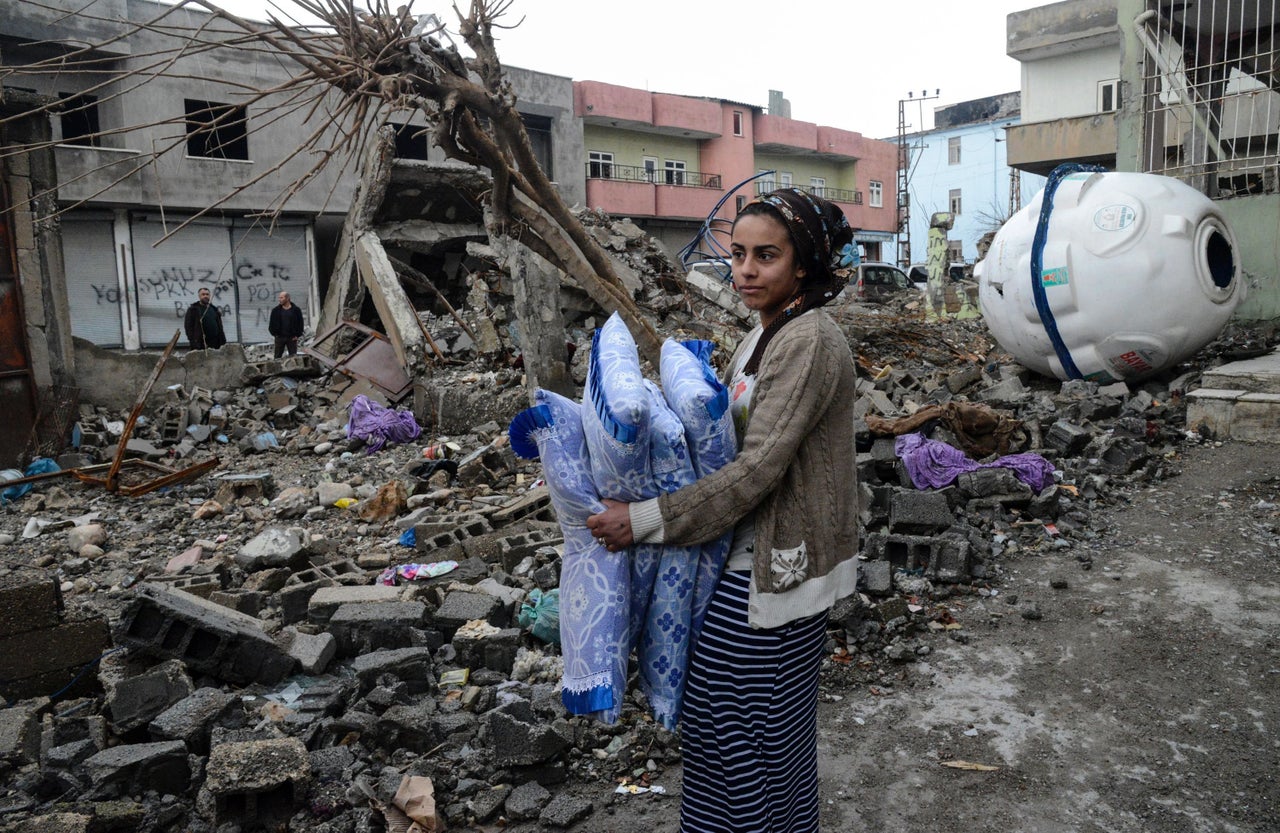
[518,588,561,645]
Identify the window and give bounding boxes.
[664,159,686,185]
[779,172,792,188]
[735,195,747,212]
[643,157,658,183]
[948,136,961,165]
[869,180,883,207]
[588,151,614,179]
[521,113,553,177]
[1098,79,1122,113]
[809,176,825,197]
[947,241,964,262]
[732,110,744,136]
[58,93,100,147]
[758,170,775,192]
[949,188,963,215]
[389,121,431,160]
[184,99,248,160]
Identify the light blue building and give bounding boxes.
[897,93,1046,267]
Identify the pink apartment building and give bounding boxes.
[574,81,899,263]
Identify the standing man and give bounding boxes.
[184,287,227,350]
[268,291,305,358]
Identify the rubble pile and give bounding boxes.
[1,215,1277,831]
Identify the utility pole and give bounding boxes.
[896,89,939,267]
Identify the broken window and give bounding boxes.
[390,121,432,160]
[1138,1,1280,195]
[520,113,553,178]
[948,136,961,165]
[869,180,883,207]
[57,92,100,147]
[184,99,248,160]
[949,188,962,215]
[588,150,613,179]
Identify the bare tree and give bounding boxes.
[1,0,663,364]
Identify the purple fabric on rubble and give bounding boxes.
[895,432,1055,493]
[346,394,422,453]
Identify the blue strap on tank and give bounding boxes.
[1030,163,1107,379]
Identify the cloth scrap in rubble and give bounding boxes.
[347,394,422,454]
[895,432,1056,493]
[866,401,1026,458]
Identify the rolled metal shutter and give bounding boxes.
[130,216,238,347]
[61,214,124,346]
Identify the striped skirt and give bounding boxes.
[678,569,829,833]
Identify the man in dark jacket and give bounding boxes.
[183,287,227,350]
[268,291,305,358]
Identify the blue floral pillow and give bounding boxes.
[583,312,655,501]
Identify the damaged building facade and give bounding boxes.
[1005,0,1280,318]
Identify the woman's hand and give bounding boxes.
[586,499,634,552]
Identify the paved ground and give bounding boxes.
[516,437,1280,833]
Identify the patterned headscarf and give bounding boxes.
[739,188,858,374]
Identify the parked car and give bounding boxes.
[852,262,914,301]
[907,262,968,287]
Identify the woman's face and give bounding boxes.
[730,212,805,328]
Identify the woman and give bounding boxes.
[587,188,861,833]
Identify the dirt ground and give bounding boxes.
[517,438,1280,833]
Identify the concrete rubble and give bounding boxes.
[1,209,1277,832]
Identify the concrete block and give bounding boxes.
[0,615,110,703]
[540,792,595,828]
[82,740,190,798]
[307,584,403,626]
[488,708,570,766]
[860,560,893,595]
[0,574,60,638]
[954,468,1031,500]
[148,687,236,753]
[104,659,194,734]
[212,471,275,504]
[453,626,523,675]
[888,491,953,534]
[350,647,435,686]
[328,601,427,657]
[114,584,296,686]
[0,703,41,766]
[236,527,306,571]
[205,738,311,829]
[1047,420,1091,456]
[433,591,503,631]
[503,779,551,821]
[497,529,563,573]
[489,487,553,526]
[279,627,336,675]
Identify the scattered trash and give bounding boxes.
[377,560,459,585]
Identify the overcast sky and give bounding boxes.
[203,0,1040,140]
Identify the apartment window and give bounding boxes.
[809,176,825,197]
[521,113,553,177]
[57,93,100,147]
[664,159,686,185]
[643,157,658,183]
[948,136,961,165]
[869,180,883,207]
[948,240,964,261]
[389,121,431,160]
[588,151,614,179]
[732,110,744,136]
[1097,79,1122,113]
[949,188,963,214]
[735,195,747,212]
[779,172,793,189]
[758,170,775,192]
[184,98,248,160]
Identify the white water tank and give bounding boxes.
[975,170,1241,382]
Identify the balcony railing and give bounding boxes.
[754,181,863,205]
[585,163,722,189]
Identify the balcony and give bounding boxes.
[754,181,862,206]
[585,163,724,220]
[575,81,721,139]
[1005,113,1118,176]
